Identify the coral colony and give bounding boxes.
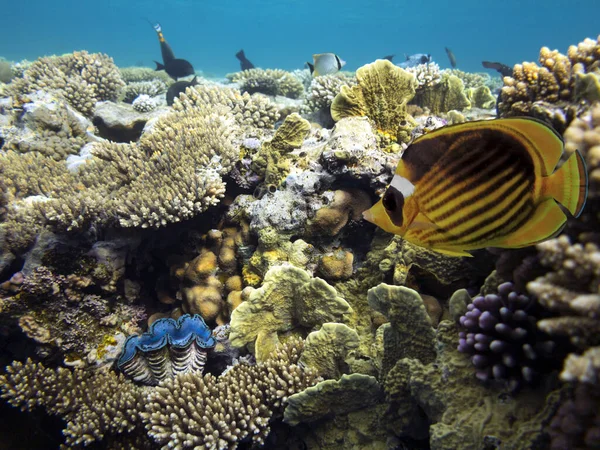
[1,35,600,449]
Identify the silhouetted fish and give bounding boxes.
[482,61,513,77]
[166,76,198,106]
[236,49,255,71]
[382,54,395,62]
[445,47,457,68]
[152,23,195,80]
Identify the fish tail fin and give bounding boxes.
[307,62,315,75]
[154,61,165,71]
[544,149,588,218]
[236,49,245,60]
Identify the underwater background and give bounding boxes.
[1,0,599,75]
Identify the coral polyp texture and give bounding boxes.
[497,35,600,131]
[118,314,216,385]
[458,281,558,388]
[331,59,418,144]
[9,50,125,116]
[227,68,304,98]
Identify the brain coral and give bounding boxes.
[331,59,418,144]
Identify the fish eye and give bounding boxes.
[382,186,405,227]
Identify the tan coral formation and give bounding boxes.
[228,68,305,98]
[498,35,600,130]
[331,59,418,144]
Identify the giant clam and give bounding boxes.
[117,314,216,385]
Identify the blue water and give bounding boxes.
[1,0,598,77]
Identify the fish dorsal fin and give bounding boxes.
[307,62,315,75]
[497,117,564,176]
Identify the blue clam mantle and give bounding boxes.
[118,314,216,385]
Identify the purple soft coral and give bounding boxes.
[458,281,558,389]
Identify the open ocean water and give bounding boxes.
[2,0,599,76]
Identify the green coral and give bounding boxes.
[412,73,471,114]
[465,85,496,109]
[229,264,352,361]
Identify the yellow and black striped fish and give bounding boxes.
[363,118,588,257]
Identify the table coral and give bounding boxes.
[331,59,418,145]
[229,264,352,361]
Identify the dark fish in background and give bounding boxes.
[151,22,195,80]
[235,49,255,71]
[445,47,457,68]
[382,54,395,62]
[166,76,198,106]
[482,61,513,77]
[398,53,431,68]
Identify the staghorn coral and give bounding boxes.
[143,339,321,449]
[228,68,304,98]
[174,84,280,129]
[121,80,168,103]
[498,35,600,131]
[9,51,125,116]
[0,359,148,448]
[527,236,600,349]
[331,59,418,145]
[229,264,352,361]
[458,282,560,388]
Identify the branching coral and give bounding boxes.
[404,62,442,89]
[331,59,418,144]
[498,35,600,131]
[9,51,125,116]
[132,94,158,112]
[303,73,357,113]
[174,84,280,129]
[144,339,321,449]
[228,68,304,99]
[121,80,168,103]
[119,66,173,84]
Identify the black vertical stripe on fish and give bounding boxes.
[335,54,342,70]
[382,186,405,226]
[427,178,535,245]
[420,144,513,208]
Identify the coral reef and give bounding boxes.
[228,68,304,98]
[404,62,442,89]
[121,79,168,103]
[9,51,125,116]
[131,94,158,112]
[458,282,559,388]
[303,73,357,114]
[119,66,174,84]
[498,35,600,131]
[229,264,352,361]
[118,314,216,385]
[331,59,418,145]
[412,73,471,114]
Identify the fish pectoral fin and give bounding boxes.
[407,212,439,231]
[491,198,567,248]
[430,247,473,257]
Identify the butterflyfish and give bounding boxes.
[307,53,346,77]
[363,118,588,257]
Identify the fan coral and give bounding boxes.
[331,59,418,144]
[228,68,304,98]
[118,314,216,385]
[132,94,158,112]
[458,282,559,388]
[10,50,125,116]
[122,80,168,103]
[174,84,280,129]
[143,339,321,449]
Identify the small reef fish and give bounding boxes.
[307,53,346,77]
[166,76,198,106]
[363,118,588,257]
[482,61,513,77]
[382,54,395,62]
[398,53,431,69]
[235,49,255,71]
[152,22,195,80]
[445,47,457,68]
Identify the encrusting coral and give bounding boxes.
[227,68,305,99]
[331,59,418,145]
[9,50,125,116]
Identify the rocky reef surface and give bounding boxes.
[0,38,599,449]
